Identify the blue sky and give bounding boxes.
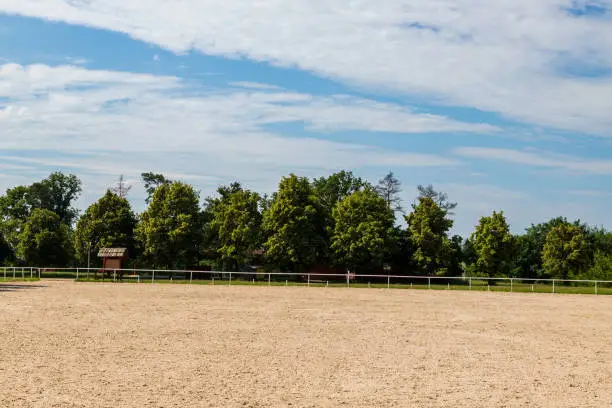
[0,0,611,236]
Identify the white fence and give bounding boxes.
[2,266,611,295]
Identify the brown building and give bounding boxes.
[98,248,128,271]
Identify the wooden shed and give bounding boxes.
[98,248,129,271]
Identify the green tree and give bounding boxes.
[141,172,172,204]
[74,191,138,266]
[471,211,516,277]
[262,174,326,272]
[312,171,370,215]
[375,171,403,213]
[207,185,262,271]
[0,185,32,249]
[0,233,14,265]
[417,185,458,214]
[135,182,202,269]
[0,173,81,251]
[582,251,612,281]
[330,189,394,273]
[542,224,589,280]
[514,217,569,278]
[17,209,73,266]
[445,235,465,276]
[28,172,82,225]
[405,197,453,275]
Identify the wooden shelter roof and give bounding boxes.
[97,248,128,258]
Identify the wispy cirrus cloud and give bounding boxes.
[0,63,476,178]
[2,1,612,135]
[454,146,612,175]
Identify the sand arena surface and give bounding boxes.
[1,281,611,408]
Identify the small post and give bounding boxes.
[212,277,215,285]
[285,280,288,286]
[346,273,349,288]
[307,274,310,287]
[447,282,450,290]
[229,272,232,286]
[510,278,513,293]
[76,268,79,280]
[428,277,431,290]
[152,270,155,283]
[3,267,5,281]
[113,269,116,282]
[410,282,413,289]
[13,267,16,279]
[21,268,24,280]
[469,278,472,290]
[190,271,193,284]
[487,284,490,292]
[595,281,598,295]
[387,276,390,289]
[326,281,329,288]
[368,281,371,288]
[552,280,555,294]
[531,284,534,292]
[252,278,255,285]
[268,273,271,286]
[30,267,33,279]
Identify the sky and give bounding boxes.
[0,0,611,236]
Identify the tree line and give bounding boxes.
[0,171,610,281]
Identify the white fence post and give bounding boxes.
[307,274,310,287]
[510,278,513,293]
[552,280,555,294]
[190,271,193,284]
[428,277,431,289]
[229,272,232,286]
[13,267,15,279]
[595,281,598,295]
[21,268,24,280]
[387,276,390,289]
[76,268,79,280]
[268,273,271,286]
[152,270,155,283]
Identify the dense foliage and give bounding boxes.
[0,170,610,281]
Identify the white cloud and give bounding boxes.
[1,1,612,134]
[229,81,283,91]
[0,63,478,180]
[454,146,612,175]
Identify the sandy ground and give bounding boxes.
[1,281,611,408]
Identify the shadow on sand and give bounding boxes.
[0,283,47,292]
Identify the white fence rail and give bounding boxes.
[2,266,611,295]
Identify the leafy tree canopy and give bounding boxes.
[206,184,262,271]
[330,188,394,272]
[74,190,138,265]
[141,172,172,204]
[17,208,73,267]
[136,182,202,269]
[263,174,326,272]
[471,210,516,277]
[405,196,453,275]
[542,223,590,280]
